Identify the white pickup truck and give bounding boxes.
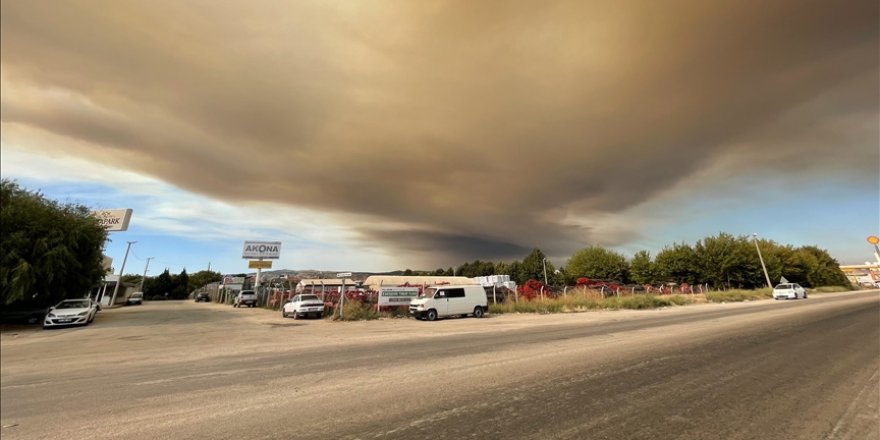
[233,290,258,308]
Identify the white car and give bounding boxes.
[126,291,144,305]
[43,299,100,329]
[772,283,807,300]
[282,294,325,319]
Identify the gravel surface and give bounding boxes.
[2,290,877,439]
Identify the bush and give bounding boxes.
[488,292,691,314]
[812,286,851,293]
[705,289,771,302]
[334,300,379,321]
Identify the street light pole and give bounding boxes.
[542,258,549,286]
[139,257,154,293]
[752,233,772,288]
[109,241,136,307]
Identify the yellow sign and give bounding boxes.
[248,260,273,269]
[868,236,880,245]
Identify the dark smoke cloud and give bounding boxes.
[2,0,877,265]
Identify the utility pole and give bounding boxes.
[542,258,549,286]
[207,261,211,272]
[752,233,772,288]
[139,257,154,293]
[109,241,136,307]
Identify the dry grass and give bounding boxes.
[488,291,694,314]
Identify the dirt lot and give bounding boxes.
[2,291,878,439]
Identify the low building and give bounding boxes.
[296,278,359,294]
[362,275,478,292]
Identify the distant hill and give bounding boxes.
[233,269,413,281]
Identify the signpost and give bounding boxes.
[93,208,133,306]
[242,241,282,304]
[336,272,352,319]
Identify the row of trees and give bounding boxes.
[123,269,222,300]
[565,234,849,288]
[407,233,849,289]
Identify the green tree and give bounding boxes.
[518,249,552,284]
[629,250,656,285]
[170,269,189,299]
[654,243,700,285]
[565,247,628,283]
[150,269,174,299]
[797,246,849,287]
[694,233,757,289]
[187,270,222,292]
[0,180,108,307]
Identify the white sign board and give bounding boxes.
[93,209,133,231]
[336,272,352,278]
[223,276,245,285]
[242,241,282,259]
[378,287,420,307]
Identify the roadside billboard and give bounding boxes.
[92,209,133,231]
[223,276,245,285]
[242,241,282,259]
[378,287,420,307]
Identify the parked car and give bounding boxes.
[194,292,211,302]
[0,306,51,324]
[281,294,324,319]
[773,283,807,300]
[126,291,144,306]
[409,285,488,321]
[43,298,100,329]
[234,290,257,308]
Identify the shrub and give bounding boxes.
[334,300,379,321]
[812,286,851,293]
[488,292,690,314]
[705,289,771,302]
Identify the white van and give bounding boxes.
[409,285,488,321]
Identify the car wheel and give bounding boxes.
[426,309,438,321]
[282,309,288,318]
[473,307,484,318]
[292,311,298,320]
[803,292,807,299]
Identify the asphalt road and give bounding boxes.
[1,291,877,440]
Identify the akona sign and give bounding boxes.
[242,241,282,259]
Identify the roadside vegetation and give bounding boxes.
[1,180,107,309]
[489,291,694,314]
[705,289,772,302]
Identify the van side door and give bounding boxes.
[446,288,467,315]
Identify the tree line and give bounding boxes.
[407,233,850,289]
[122,269,222,300]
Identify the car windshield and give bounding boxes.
[420,287,438,298]
[300,295,319,301]
[57,300,90,309]
[774,284,792,289]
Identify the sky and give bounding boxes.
[1,0,878,276]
